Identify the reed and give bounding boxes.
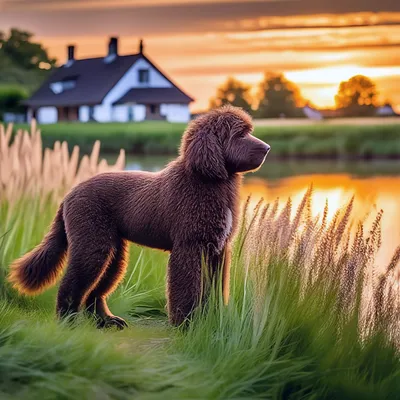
[0,120,125,202]
[240,190,400,344]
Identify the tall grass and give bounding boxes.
[0,191,399,398]
[171,191,400,398]
[1,121,125,202]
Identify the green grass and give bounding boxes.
[13,121,400,159]
[0,194,399,399]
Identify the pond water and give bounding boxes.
[123,156,400,268]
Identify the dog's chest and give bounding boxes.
[217,208,233,251]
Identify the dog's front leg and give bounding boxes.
[222,243,232,306]
[167,243,202,326]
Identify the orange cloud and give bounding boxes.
[3,0,287,11]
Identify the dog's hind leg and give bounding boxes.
[85,239,129,329]
[56,236,117,324]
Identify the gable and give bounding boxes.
[105,56,194,106]
[103,58,172,105]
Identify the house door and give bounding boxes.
[145,104,165,121]
[57,107,79,122]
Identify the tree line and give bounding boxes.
[210,73,385,118]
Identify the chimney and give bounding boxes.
[68,45,75,61]
[108,37,118,57]
[139,39,144,54]
[65,45,75,67]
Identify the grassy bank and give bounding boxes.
[0,193,399,399]
[13,121,400,159]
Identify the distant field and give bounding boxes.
[13,119,400,158]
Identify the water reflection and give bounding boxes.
[243,174,400,268]
[124,157,400,268]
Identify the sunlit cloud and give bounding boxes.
[2,0,290,11]
[222,12,400,31]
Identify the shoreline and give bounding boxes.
[11,121,400,159]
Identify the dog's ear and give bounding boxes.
[181,117,228,181]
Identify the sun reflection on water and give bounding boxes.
[242,174,400,269]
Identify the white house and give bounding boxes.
[25,38,194,124]
[302,105,323,120]
[376,104,398,117]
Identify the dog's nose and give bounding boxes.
[264,144,271,154]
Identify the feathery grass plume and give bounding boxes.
[365,209,383,264]
[0,121,126,203]
[373,245,400,331]
[237,197,264,262]
[320,199,329,232]
[335,196,354,246]
[275,197,293,253]
[257,203,270,230]
[290,185,313,242]
[239,190,399,348]
[386,245,400,275]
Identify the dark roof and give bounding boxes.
[25,53,194,107]
[25,54,141,107]
[114,87,193,105]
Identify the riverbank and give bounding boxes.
[14,119,400,158]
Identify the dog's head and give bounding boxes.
[181,105,270,181]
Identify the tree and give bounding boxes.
[0,28,56,91]
[335,75,378,117]
[209,77,253,113]
[1,28,56,70]
[256,73,305,118]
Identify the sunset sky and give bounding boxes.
[1,0,399,111]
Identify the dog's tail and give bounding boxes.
[8,204,68,295]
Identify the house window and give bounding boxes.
[138,69,149,84]
[50,77,77,94]
[62,80,76,90]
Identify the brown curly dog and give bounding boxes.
[9,105,270,328]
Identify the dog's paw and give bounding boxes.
[98,315,128,330]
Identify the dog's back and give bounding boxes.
[63,169,174,251]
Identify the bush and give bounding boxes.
[0,85,28,118]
